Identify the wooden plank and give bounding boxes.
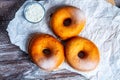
[0,0,32,79]
[116,0,120,7]
[0,21,11,45]
[0,0,25,21]
[0,61,33,80]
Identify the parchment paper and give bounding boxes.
[7,0,120,80]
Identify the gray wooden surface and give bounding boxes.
[0,0,120,80]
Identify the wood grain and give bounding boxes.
[0,1,33,79]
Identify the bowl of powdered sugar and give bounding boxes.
[24,2,45,23]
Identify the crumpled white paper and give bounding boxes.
[7,0,120,80]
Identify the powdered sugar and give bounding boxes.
[39,57,57,70]
[24,2,45,23]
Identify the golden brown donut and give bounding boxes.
[50,6,86,40]
[65,36,100,71]
[28,34,64,71]
[106,0,115,5]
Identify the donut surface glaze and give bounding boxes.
[50,6,86,40]
[65,36,100,71]
[28,34,64,71]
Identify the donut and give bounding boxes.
[106,0,115,5]
[50,6,86,40]
[65,36,100,71]
[28,34,64,71]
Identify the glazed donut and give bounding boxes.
[50,6,86,40]
[65,36,100,71]
[28,34,64,71]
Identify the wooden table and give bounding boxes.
[0,0,119,79]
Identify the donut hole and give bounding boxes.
[43,48,51,57]
[78,51,87,59]
[50,13,53,17]
[63,18,72,26]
